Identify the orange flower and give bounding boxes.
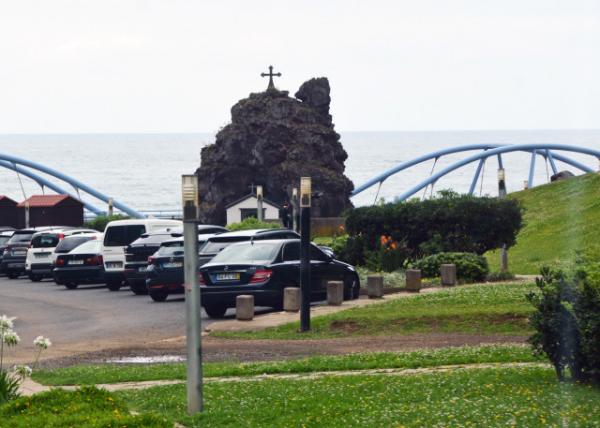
[339,225,345,232]
[380,235,388,246]
[390,241,398,250]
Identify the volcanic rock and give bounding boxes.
[196,77,354,225]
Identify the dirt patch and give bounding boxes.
[329,320,362,333]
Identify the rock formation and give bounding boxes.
[196,77,354,225]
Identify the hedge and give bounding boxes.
[412,252,489,283]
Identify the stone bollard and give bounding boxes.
[440,264,457,286]
[367,275,384,299]
[283,287,301,312]
[327,281,344,306]
[405,269,422,292]
[236,295,254,320]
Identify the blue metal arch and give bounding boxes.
[351,143,600,200]
[0,152,144,218]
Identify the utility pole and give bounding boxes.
[299,177,311,332]
[256,185,264,222]
[291,187,299,232]
[108,198,114,217]
[181,175,202,414]
[24,201,30,228]
[498,168,508,273]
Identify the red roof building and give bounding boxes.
[17,194,84,228]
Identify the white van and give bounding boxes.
[25,228,98,281]
[102,219,181,291]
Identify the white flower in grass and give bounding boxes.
[13,365,32,379]
[0,315,16,333]
[33,336,51,349]
[3,329,20,346]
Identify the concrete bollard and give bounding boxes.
[283,287,301,312]
[236,295,254,320]
[405,269,422,292]
[327,281,344,306]
[367,275,384,298]
[440,264,457,286]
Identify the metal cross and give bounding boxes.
[261,65,281,90]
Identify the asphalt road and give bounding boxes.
[0,275,227,364]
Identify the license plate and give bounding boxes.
[7,263,22,268]
[69,260,84,265]
[162,262,182,268]
[216,272,240,281]
[12,251,26,256]
[138,266,147,272]
[35,253,51,258]
[106,262,123,269]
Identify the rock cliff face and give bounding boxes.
[196,77,354,225]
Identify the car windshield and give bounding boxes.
[155,245,184,257]
[6,232,34,245]
[31,234,60,248]
[130,234,174,246]
[55,236,94,253]
[70,240,102,254]
[210,242,279,265]
[104,225,146,247]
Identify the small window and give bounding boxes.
[55,236,93,253]
[282,242,300,261]
[104,225,146,247]
[31,234,60,248]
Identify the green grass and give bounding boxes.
[486,173,600,274]
[215,282,535,340]
[0,386,167,427]
[117,367,600,427]
[32,344,541,386]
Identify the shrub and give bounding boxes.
[486,271,516,282]
[227,217,281,231]
[413,252,489,283]
[84,214,129,232]
[527,263,600,384]
[344,192,522,266]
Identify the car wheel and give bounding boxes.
[204,304,227,319]
[130,282,148,295]
[29,274,43,282]
[65,282,79,290]
[7,271,19,279]
[106,281,121,291]
[344,275,360,300]
[149,291,168,302]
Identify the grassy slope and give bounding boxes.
[32,344,542,386]
[487,173,600,274]
[214,282,535,340]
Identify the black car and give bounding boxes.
[146,234,216,302]
[198,229,300,267]
[52,235,102,284]
[0,227,64,278]
[199,239,360,318]
[0,230,14,271]
[53,240,105,289]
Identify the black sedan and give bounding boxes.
[53,240,105,289]
[199,239,360,318]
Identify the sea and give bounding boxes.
[0,130,598,213]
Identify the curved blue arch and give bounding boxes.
[351,143,599,198]
[391,144,600,202]
[0,152,143,218]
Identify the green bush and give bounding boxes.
[413,252,490,283]
[84,214,129,232]
[486,271,517,282]
[344,191,522,266]
[527,263,600,384]
[227,217,281,231]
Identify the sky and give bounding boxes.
[0,0,599,133]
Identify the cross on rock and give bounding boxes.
[261,65,281,90]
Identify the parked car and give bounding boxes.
[25,228,98,281]
[102,219,181,291]
[51,233,103,269]
[145,233,218,302]
[0,230,15,270]
[198,229,300,266]
[199,239,360,318]
[53,240,105,289]
[124,230,190,295]
[0,226,68,279]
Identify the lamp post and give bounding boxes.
[291,188,299,232]
[256,185,264,222]
[181,174,203,414]
[498,169,508,273]
[108,198,114,217]
[24,201,30,228]
[299,177,311,332]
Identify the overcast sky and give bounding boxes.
[0,0,599,133]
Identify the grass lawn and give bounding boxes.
[215,282,535,340]
[32,344,542,386]
[486,173,600,274]
[117,366,600,427]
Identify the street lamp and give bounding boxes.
[299,177,311,332]
[181,174,203,414]
[256,185,264,222]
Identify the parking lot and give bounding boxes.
[0,275,226,365]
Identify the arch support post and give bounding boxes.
[546,150,558,175]
[528,150,537,189]
[469,158,486,195]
